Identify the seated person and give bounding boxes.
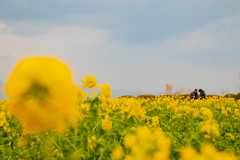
[199,89,206,99]
[190,89,198,99]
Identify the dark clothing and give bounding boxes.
[200,90,206,99]
[190,91,198,99]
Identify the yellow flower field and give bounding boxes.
[0,57,240,160]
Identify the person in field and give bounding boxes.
[199,89,206,99]
[190,89,198,99]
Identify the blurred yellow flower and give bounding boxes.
[124,155,134,160]
[91,135,97,141]
[91,91,98,98]
[180,146,199,160]
[88,136,97,149]
[226,133,235,140]
[0,112,5,120]
[204,134,210,139]
[100,84,112,99]
[136,126,151,141]
[5,57,78,133]
[81,75,97,88]
[124,134,137,148]
[201,107,213,120]
[112,146,123,160]
[76,88,88,102]
[124,126,171,160]
[151,116,159,127]
[94,85,102,89]
[102,116,112,132]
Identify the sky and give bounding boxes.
[0,0,240,95]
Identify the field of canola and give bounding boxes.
[0,57,240,160]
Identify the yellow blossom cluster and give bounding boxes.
[78,103,90,119]
[234,109,239,115]
[180,144,239,160]
[226,133,235,140]
[102,115,113,132]
[0,111,10,132]
[76,88,88,102]
[199,107,220,140]
[201,107,213,120]
[112,146,123,160]
[88,135,97,149]
[98,84,112,99]
[200,121,220,140]
[120,99,146,121]
[146,116,159,128]
[81,75,97,88]
[124,126,171,160]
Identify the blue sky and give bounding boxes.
[0,0,240,95]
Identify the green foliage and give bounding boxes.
[181,94,190,99]
[235,93,240,101]
[224,94,236,98]
[137,95,156,99]
[1,96,240,159]
[161,95,175,97]
[119,95,135,98]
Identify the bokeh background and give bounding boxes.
[0,0,240,98]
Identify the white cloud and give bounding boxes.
[157,14,240,54]
[0,22,113,83]
[0,23,110,57]
[0,13,240,94]
[0,22,9,33]
[0,24,6,30]
[94,0,149,2]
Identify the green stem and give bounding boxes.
[110,155,114,160]
[38,152,40,160]
[63,136,77,151]
[48,135,60,149]
[85,124,90,154]
[92,120,100,132]
[98,131,109,139]
[98,148,105,160]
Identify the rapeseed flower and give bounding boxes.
[76,88,88,102]
[124,134,137,148]
[5,57,78,133]
[201,107,213,120]
[180,146,199,160]
[121,99,141,119]
[100,84,112,99]
[112,146,123,160]
[81,75,97,88]
[124,126,171,160]
[102,115,112,132]
[226,133,235,140]
[88,135,97,149]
